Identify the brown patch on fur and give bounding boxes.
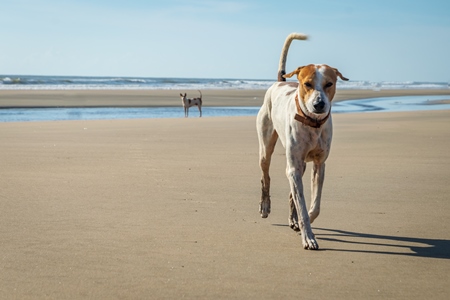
[296,65,319,105]
[286,89,296,96]
[279,82,298,88]
[283,64,348,108]
[286,64,347,104]
[318,65,338,102]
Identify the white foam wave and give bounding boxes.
[1,75,449,90]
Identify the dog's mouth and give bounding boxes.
[312,107,327,115]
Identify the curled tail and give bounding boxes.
[277,33,308,82]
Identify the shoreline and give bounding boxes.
[0,88,449,108]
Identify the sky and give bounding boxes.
[1,0,450,82]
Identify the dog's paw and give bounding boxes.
[301,232,319,250]
[259,200,271,218]
[289,219,300,231]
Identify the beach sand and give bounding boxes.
[1,88,450,108]
[1,89,450,299]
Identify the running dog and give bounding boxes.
[180,90,202,117]
[256,33,349,250]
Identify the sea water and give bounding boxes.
[1,75,449,90]
[1,96,450,122]
[0,107,260,122]
[1,75,450,121]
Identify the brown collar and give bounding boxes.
[294,94,330,128]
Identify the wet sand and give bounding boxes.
[1,88,450,108]
[1,89,449,299]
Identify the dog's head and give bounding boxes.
[180,93,187,99]
[283,64,348,117]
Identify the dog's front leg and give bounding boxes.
[286,155,318,250]
[309,162,325,223]
[288,162,306,231]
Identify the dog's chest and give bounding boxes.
[292,125,332,161]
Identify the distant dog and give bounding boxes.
[180,90,202,117]
[256,33,349,250]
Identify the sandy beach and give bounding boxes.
[1,88,450,108]
[1,89,450,299]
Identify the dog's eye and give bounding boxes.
[325,82,333,88]
[304,82,313,88]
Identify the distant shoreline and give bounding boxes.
[1,74,449,91]
[0,89,449,108]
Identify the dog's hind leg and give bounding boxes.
[257,108,278,218]
[288,193,299,231]
[258,131,278,218]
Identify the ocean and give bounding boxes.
[1,75,450,121]
[1,95,450,122]
[1,75,449,90]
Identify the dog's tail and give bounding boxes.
[277,33,308,82]
[198,90,202,104]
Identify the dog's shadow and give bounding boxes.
[272,225,450,259]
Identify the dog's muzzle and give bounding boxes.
[312,96,326,114]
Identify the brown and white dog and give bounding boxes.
[180,90,203,118]
[256,33,349,250]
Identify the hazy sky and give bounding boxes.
[2,0,449,82]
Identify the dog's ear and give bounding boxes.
[180,93,183,97]
[333,68,349,81]
[283,66,304,79]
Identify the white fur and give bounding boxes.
[256,35,346,250]
[304,65,331,119]
[278,33,308,72]
[257,81,332,250]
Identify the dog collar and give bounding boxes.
[294,94,330,128]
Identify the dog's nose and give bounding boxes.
[313,99,325,111]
